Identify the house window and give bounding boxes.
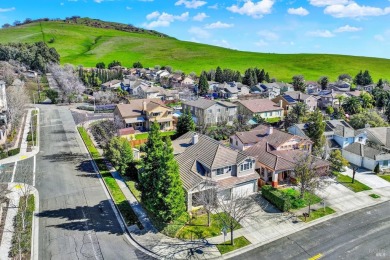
[216,168,224,175]
[358,137,363,142]
[152,112,160,117]
[227,166,232,172]
[217,108,221,112]
[240,161,253,171]
[383,160,388,167]
[208,109,212,113]
[230,138,233,144]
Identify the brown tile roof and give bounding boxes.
[238,99,283,113]
[173,132,253,191]
[284,91,315,102]
[115,99,169,118]
[217,173,259,189]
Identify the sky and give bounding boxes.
[0,0,390,58]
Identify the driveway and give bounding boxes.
[343,167,390,189]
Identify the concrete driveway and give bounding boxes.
[343,167,390,189]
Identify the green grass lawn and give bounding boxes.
[298,207,336,222]
[135,130,176,140]
[1,21,390,81]
[216,236,251,255]
[379,175,390,182]
[280,188,322,210]
[124,176,142,202]
[333,172,372,192]
[176,212,242,240]
[78,127,141,227]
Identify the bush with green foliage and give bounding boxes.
[261,185,291,212]
[108,60,121,69]
[44,89,59,104]
[374,164,380,174]
[0,148,20,159]
[329,150,349,172]
[176,108,195,137]
[104,137,133,174]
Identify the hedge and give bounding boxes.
[261,185,291,212]
[0,148,21,159]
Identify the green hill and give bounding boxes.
[0,19,389,82]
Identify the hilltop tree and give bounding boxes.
[234,70,242,83]
[354,70,373,86]
[318,76,329,90]
[108,60,121,69]
[139,122,186,223]
[243,68,257,87]
[133,61,143,68]
[292,75,305,92]
[306,109,326,156]
[176,108,195,137]
[96,62,105,69]
[198,71,209,95]
[215,66,223,83]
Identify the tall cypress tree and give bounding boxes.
[306,109,326,156]
[199,71,209,95]
[215,66,223,83]
[176,108,195,137]
[140,122,186,222]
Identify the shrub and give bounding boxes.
[261,185,291,212]
[374,164,380,174]
[0,148,20,159]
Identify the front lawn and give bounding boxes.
[280,188,322,210]
[123,176,142,202]
[216,236,251,255]
[176,212,242,240]
[369,193,381,199]
[298,207,335,222]
[135,131,176,140]
[333,172,372,192]
[379,175,390,182]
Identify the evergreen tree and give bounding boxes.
[139,122,186,222]
[329,150,349,172]
[265,72,270,83]
[176,108,195,137]
[215,66,223,83]
[105,137,133,174]
[259,69,266,83]
[318,76,329,90]
[198,71,209,95]
[96,62,105,69]
[234,70,242,82]
[243,68,255,86]
[353,70,363,86]
[362,70,373,86]
[306,109,326,156]
[292,75,305,92]
[133,61,143,68]
[377,78,384,88]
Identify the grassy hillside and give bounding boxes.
[0,20,389,82]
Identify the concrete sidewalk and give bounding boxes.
[0,108,40,165]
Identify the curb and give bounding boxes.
[221,198,390,259]
[76,125,160,259]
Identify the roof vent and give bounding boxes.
[267,127,273,136]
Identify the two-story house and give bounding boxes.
[173,132,259,211]
[113,99,174,131]
[272,91,318,114]
[182,99,237,125]
[236,98,284,124]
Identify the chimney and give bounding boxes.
[192,133,199,145]
[267,126,273,135]
[279,100,283,108]
[142,100,147,111]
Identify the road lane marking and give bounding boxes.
[11,161,17,183]
[309,253,323,260]
[33,155,36,186]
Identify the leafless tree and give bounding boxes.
[93,91,117,105]
[193,181,218,227]
[6,79,30,133]
[0,61,17,85]
[48,63,85,104]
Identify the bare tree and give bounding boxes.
[48,63,85,104]
[193,181,218,227]
[93,91,117,105]
[6,79,30,133]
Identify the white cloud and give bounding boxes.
[255,40,268,47]
[309,0,350,7]
[0,7,15,12]
[208,4,219,9]
[324,3,390,18]
[374,35,385,42]
[175,0,207,9]
[188,26,211,38]
[94,0,103,3]
[144,11,189,28]
[146,11,160,20]
[213,39,231,48]
[227,0,275,18]
[334,25,362,33]
[257,30,279,40]
[205,21,234,29]
[126,6,132,10]
[193,12,209,21]
[60,3,64,6]
[288,7,309,16]
[307,30,335,37]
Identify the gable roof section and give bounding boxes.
[184,99,216,110]
[344,142,390,160]
[115,99,166,118]
[238,99,282,113]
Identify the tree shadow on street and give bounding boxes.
[42,152,88,163]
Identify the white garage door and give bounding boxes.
[342,151,362,167]
[232,182,255,197]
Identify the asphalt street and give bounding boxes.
[237,201,390,260]
[34,105,152,260]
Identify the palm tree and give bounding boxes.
[336,95,345,108]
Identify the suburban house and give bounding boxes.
[230,125,312,152]
[214,82,239,99]
[342,143,390,171]
[181,77,195,86]
[272,91,318,113]
[101,79,122,90]
[328,81,351,92]
[236,98,284,123]
[242,126,329,188]
[173,132,259,211]
[305,82,321,94]
[314,90,343,108]
[182,99,237,125]
[288,119,363,150]
[355,127,390,150]
[113,99,174,131]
